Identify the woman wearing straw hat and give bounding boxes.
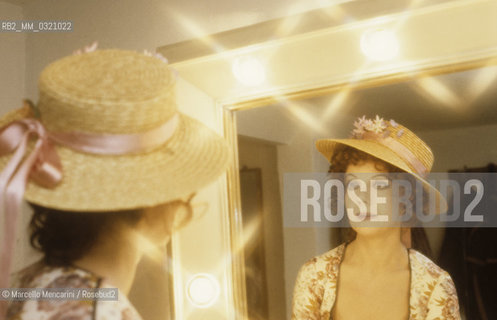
[291,116,461,320]
[0,45,229,319]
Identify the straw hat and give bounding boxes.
[0,48,230,211]
[316,115,448,214]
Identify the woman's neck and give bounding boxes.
[72,228,142,295]
[345,229,408,272]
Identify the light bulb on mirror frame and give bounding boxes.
[186,273,220,308]
[232,56,266,86]
[360,27,400,61]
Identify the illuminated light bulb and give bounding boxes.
[360,28,399,61]
[232,56,266,86]
[186,273,220,308]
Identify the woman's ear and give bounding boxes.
[135,203,177,245]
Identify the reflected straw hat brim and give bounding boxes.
[316,138,448,215]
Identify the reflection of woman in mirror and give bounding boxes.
[292,116,460,319]
[0,47,229,319]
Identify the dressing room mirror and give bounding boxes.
[236,62,497,319]
[159,0,497,318]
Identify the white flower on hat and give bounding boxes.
[371,115,387,133]
[352,115,367,137]
[143,49,169,64]
[363,119,374,131]
[72,41,98,55]
[351,115,389,138]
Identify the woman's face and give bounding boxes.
[344,160,401,236]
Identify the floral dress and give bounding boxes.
[7,261,143,320]
[292,243,461,320]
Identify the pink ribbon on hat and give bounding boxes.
[0,114,179,317]
[361,131,428,178]
[0,119,61,317]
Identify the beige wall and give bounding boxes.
[277,128,317,318]
[0,0,34,278]
[0,2,26,114]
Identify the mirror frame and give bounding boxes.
[159,0,497,318]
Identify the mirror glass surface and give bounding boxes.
[236,64,497,319]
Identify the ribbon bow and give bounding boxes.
[0,118,62,316]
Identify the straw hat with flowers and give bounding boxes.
[316,115,448,215]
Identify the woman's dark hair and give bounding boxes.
[28,202,143,266]
[328,144,433,258]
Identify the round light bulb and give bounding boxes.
[360,28,399,61]
[232,56,266,86]
[186,273,220,308]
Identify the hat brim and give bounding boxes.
[316,138,448,215]
[0,107,230,211]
